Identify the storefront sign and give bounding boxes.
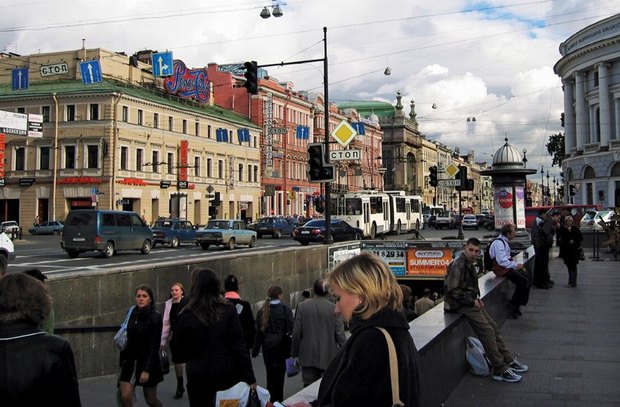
[163,60,210,103]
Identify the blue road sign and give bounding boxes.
[12,68,29,90]
[152,52,173,77]
[80,60,102,84]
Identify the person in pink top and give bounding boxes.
[161,282,188,399]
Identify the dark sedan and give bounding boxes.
[293,218,363,246]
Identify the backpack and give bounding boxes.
[483,238,505,271]
[465,336,491,376]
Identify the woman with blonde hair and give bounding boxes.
[290,252,420,407]
[251,285,294,403]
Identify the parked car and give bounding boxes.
[254,216,296,238]
[28,220,64,235]
[195,219,256,250]
[483,215,496,231]
[61,210,153,258]
[434,212,456,229]
[580,210,613,231]
[475,214,487,226]
[0,231,16,267]
[1,221,19,234]
[292,218,363,246]
[151,218,196,247]
[461,214,479,230]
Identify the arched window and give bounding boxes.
[566,167,573,181]
[583,166,595,179]
[610,162,620,177]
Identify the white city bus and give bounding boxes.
[330,190,423,238]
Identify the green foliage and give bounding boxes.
[546,132,565,167]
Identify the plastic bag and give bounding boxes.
[113,328,128,351]
[216,382,249,407]
[285,357,300,377]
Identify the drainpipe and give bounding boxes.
[52,93,59,220]
[111,93,122,209]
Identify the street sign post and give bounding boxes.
[268,127,287,134]
[152,52,173,77]
[160,181,171,189]
[329,149,361,161]
[79,61,102,84]
[330,120,357,147]
[12,68,29,90]
[437,179,461,187]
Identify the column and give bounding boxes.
[574,72,587,149]
[615,97,620,142]
[562,79,576,152]
[597,63,611,149]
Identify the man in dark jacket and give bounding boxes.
[444,237,528,383]
[224,274,256,351]
[530,210,556,288]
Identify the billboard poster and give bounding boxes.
[494,186,514,227]
[0,110,27,136]
[360,241,408,276]
[406,247,453,278]
[515,186,526,228]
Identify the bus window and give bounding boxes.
[345,198,362,215]
[370,196,383,214]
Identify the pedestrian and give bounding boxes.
[489,224,531,319]
[223,274,256,351]
[288,252,420,407]
[118,285,164,407]
[0,273,81,406]
[291,279,346,387]
[22,269,55,334]
[160,282,189,399]
[399,284,417,322]
[444,237,528,383]
[530,209,555,288]
[558,216,583,287]
[251,286,294,403]
[173,268,256,407]
[414,288,435,317]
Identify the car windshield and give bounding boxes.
[304,220,326,227]
[258,218,276,224]
[595,210,612,220]
[206,220,230,229]
[153,220,173,228]
[582,211,597,221]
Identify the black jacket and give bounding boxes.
[225,295,256,351]
[313,308,420,407]
[119,305,164,382]
[0,322,81,406]
[173,302,256,392]
[252,301,294,368]
[559,226,583,267]
[444,252,479,312]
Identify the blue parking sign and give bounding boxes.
[12,68,29,90]
[80,60,102,84]
[152,52,173,77]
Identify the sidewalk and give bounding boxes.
[444,248,620,406]
[79,355,304,406]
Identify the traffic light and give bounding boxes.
[429,166,438,187]
[307,143,334,182]
[457,166,468,184]
[569,184,576,196]
[243,61,258,95]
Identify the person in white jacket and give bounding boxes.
[160,282,188,399]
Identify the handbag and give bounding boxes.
[376,327,405,407]
[160,349,170,375]
[286,357,300,377]
[113,306,135,351]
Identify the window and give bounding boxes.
[194,157,200,176]
[218,160,224,179]
[238,163,244,181]
[183,119,188,134]
[16,107,25,113]
[207,158,212,178]
[120,146,128,170]
[14,147,25,171]
[64,145,76,169]
[138,109,144,125]
[39,146,50,170]
[195,121,200,137]
[167,152,174,174]
[42,106,51,122]
[89,104,99,120]
[208,125,212,139]
[136,148,144,171]
[66,105,76,121]
[153,113,159,129]
[168,116,174,131]
[248,164,252,182]
[152,151,160,173]
[87,145,99,169]
[122,106,128,122]
[253,166,258,182]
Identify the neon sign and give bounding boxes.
[164,60,211,103]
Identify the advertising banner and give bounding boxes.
[406,247,453,278]
[179,140,188,182]
[494,186,514,227]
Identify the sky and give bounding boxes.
[1,0,619,181]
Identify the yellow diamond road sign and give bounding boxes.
[445,163,459,178]
[331,120,357,148]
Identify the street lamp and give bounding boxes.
[260,1,284,18]
[540,166,545,205]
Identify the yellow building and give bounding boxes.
[0,48,262,230]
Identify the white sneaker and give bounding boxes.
[492,368,522,383]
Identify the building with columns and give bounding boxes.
[554,13,620,208]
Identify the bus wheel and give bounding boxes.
[416,219,420,230]
[396,220,402,235]
[370,223,377,239]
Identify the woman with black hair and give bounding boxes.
[173,268,256,407]
[251,285,294,403]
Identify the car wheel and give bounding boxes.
[300,241,310,246]
[53,230,61,235]
[102,242,114,258]
[200,243,210,250]
[257,234,263,239]
[141,239,152,255]
[274,230,282,239]
[67,250,80,258]
[171,236,180,248]
[354,232,362,240]
[249,236,256,248]
[226,238,236,250]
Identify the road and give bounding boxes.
[9,225,494,276]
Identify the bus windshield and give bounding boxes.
[345,198,362,215]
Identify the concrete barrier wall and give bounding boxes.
[48,245,330,378]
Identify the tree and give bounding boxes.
[546,132,565,167]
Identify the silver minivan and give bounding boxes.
[61,210,153,258]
